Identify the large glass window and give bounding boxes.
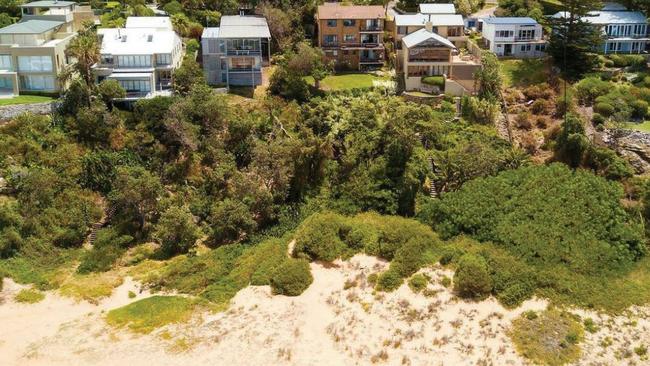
[0,76,12,89]
[518,29,535,40]
[20,75,55,90]
[17,56,52,72]
[0,55,11,70]
[327,20,337,27]
[117,55,152,68]
[324,35,337,45]
[116,79,151,93]
[156,54,171,65]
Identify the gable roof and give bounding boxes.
[482,17,539,25]
[419,3,456,14]
[216,15,270,38]
[21,0,75,8]
[0,19,63,34]
[317,4,385,20]
[402,28,456,48]
[394,13,464,27]
[552,10,648,24]
[125,17,173,30]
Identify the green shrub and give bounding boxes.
[292,211,350,261]
[14,288,45,303]
[440,276,451,287]
[375,268,403,292]
[106,296,199,334]
[594,102,615,116]
[152,205,201,257]
[270,259,313,296]
[186,39,200,54]
[77,228,133,274]
[631,99,649,119]
[575,77,611,105]
[408,273,428,293]
[453,254,493,299]
[583,318,599,333]
[591,113,606,125]
[421,76,445,88]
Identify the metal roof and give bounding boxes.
[202,27,219,38]
[482,17,539,25]
[552,10,648,24]
[21,1,75,7]
[213,15,270,39]
[98,27,180,55]
[402,28,456,49]
[125,17,173,30]
[418,3,456,14]
[395,13,464,27]
[0,20,63,34]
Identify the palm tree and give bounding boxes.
[64,23,100,87]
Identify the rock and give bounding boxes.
[0,102,56,122]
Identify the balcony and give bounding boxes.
[360,25,383,32]
[360,56,384,63]
[226,49,262,56]
[228,67,262,72]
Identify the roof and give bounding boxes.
[394,13,464,27]
[212,15,270,38]
[125,16,173,30]
[21,0,75,8]
[419,3,456,14]
[317,4,385,20]
[98,27,180,55]
[482,17,539,25]
[202,27,219,38]
[402,28,456,48]
[552,10,648,24]
[0,19,63,34]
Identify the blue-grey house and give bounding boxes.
[553,3,649,54]
[201,15,271,87]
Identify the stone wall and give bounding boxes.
[0,102,56,122]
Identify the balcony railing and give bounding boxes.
[360,25,383,32]
[360,56,384,63]
[228,67,262,72]
[226,49,261,56]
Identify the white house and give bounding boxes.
[481,17,546,58]
[418,3,456,15]
[93,16,183,100]
[201,15,271,87]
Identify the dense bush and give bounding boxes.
[574,77,611,105]
[461,96,500,125]
[78,228,133,273]
[453,254,493,299]
[426,164,646,274]
[591,113,606,126]
[152,206,201,257]
[594,102,615,117]
[270,259,313,296]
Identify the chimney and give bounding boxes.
[425,15,433,32]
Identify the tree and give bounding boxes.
[474,51,503,100]
[163,0,183,14]
[208,199,256,245]
[289,42,333,89]
[97,79,126,109]
[172,56,206,95]
[109,166,163,232]
[554,113,589,168]
[64,22,100,87]
[270,259,313,296]
[152,205,201,257]
[454,254,493,299]
[547,0,604,78]
[256,2,295,51]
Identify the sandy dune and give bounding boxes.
[1,255,649,366]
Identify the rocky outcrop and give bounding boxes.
[0,102,56,122]
[603,129,650,174]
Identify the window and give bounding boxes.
[324,35,338,45]
[116,79,151,93]
[17,56,52,72]
[20,75,55,90]
[607,42,616,51]
[535,44,546,52]
[156,54,171,65]
[520,44,531,52]
[117,55,152,68]
[344,34,355,42]
[0,55,11,70]
[397,26,406,35]
[219,40,226,53]
[101,54,113,65]
[343,19,355,27]
[0,77,12,89]
[518,29,535,39]
[327,19,337,27]
[496,30,513,38]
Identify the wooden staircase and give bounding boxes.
[84,205,116,248]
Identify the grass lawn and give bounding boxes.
[626,121,650,132]
[0,95,55,107]
[500,59,549,88]
[304,73,390,90]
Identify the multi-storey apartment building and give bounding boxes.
[481,17,546,58]
[400,22,479,95]
[201,15,271,87]
[93,17,183,100]
[553,3,649,54]
[0,0,95,96]
[316,3,386,70]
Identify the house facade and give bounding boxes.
[481,17,546,58]
[93,16,183,100]
[553,4,649,54]
[0,1,93,96]
[316,3,385,70]
[201,15,271,87]
[394,13,467,51]
[401,24,479,95]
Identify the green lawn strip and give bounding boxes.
[500,59,549,88]
[0,95,55,107]
[304,73,389,90]
[106,295,201,334]
[626,121,650,132]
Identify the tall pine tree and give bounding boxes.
[547,0,604,79]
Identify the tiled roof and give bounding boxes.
[317,4,385,20]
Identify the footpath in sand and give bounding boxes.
[1,255,649,366]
